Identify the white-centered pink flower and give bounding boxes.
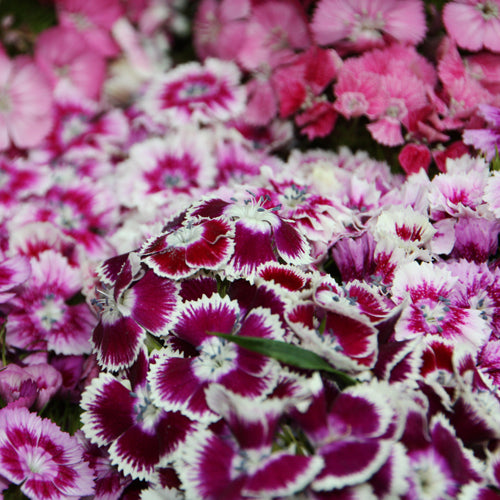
[0,51,53,151]
[0,406,94,499]
[6,250,96,355]
[391,262,490,351]
[142,58,245,125]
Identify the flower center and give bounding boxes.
[478,1,499,20]
[192,337,238,381]
[61,115,88,144]
[133,386,163,430]
[25,447,52,476]
[36,294,66,330]
[166,223,204,248]
[0,89,11,113]
[281,184,308,208]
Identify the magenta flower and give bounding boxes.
[290,379,401,493]
[116,132,216,208]
[0,406,94,499]
[444,0,500,53]
[0,51,53,151]
[0,255,30,304]
[0,363,63,410]
[91,252,180,370]
[463,104,500,161]
[311,0,426,54]
[142,58,245,125]
[391,262,490,351]
[178,384,324,499]
[81,349,195,480]
[6,250,96,355]
[148,293,283,422]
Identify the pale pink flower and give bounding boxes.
[56,0,123,57]
[334,45,434,146]
[193,0,250,61]
[236,0,311,70]
[443,0,500,53]
[0,51,53,151]
[311,0,427,54]
[35,26,106,100]
[437,37,500,124]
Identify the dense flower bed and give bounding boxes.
[1,0,500,498]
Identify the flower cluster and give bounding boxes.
[0,0,500,499]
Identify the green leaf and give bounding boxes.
[491,146,500,172]
[208,331,357,387]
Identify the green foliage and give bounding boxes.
[0,0,56,54]
[490,147,500,172]
[40,396,83,435]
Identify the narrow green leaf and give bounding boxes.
[208,331,357,387]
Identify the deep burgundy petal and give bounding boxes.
[81,374,136,446]
[244,453,323,497]
[313,439,391,490]
[129,269,179,335]
[91,314,145,370]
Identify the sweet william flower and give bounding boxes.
[0,406,94,499]
[148,293,283,422]
[81,348,195,481]
[91,252,180,370]
[177,384,324,500]
[56,0,123,58]
[35,26,106,101]
[142,58,246,125]
[444,0,500,53]
[0,51,53,151]
[311,0,427,54]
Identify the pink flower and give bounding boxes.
[398,143,432,175]
[311,0,427,54]
[236,0,311,71]
[142,59,245,125]
[443,0,500,53]
[193,0,250,61]
[6,250,96,355]
[0,406,94,499]
[56,0,123,57]
[35,26,106,100]
[0,51,53,151]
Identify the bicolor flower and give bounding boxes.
[0,406,94,499]
[391,261,490,351]
[6,250,96,355]
[141,212,235,280]
[142,58,245,125]
[91,252,180,370]
[177,384,324,499]
[81,349,195,481]
[148,293,283,422]
[189,195,312,278]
